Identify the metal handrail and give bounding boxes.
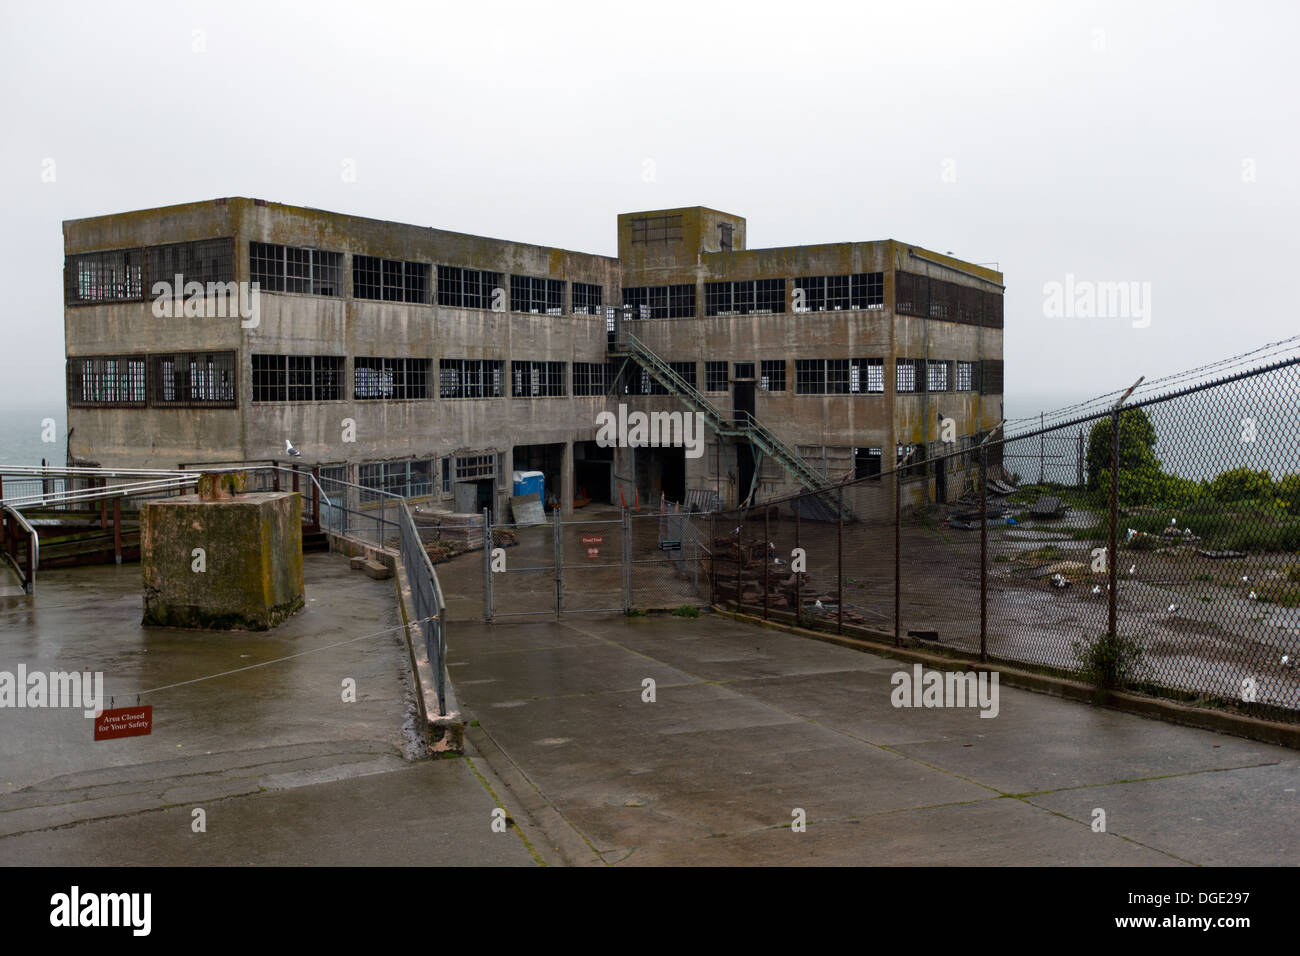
[1,504,39,594]
[616,328,833,491]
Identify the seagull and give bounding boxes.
[1091,585,1101,595]
[814,599,825,612]
[1283,655,1295,669]
[1168,603,1179,613]
[285,439,302,457]
[1242,575,1251,583]
[1169,517,1177,526]
[1129,564,1136,576]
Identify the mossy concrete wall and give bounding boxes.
[141,492,304,630]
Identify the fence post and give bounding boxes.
[99,478,107,530]
[837,486,844,635]
[1076,430,1085,489]
[113,497,122,565]
[894,458,903,647]
[735,516,742,611]
[794,498,801,628]
[553,504,563,620]
[708,510,716,605]
[763,507,770,621]
[623,508,632,613]
[1108,408,1120,638]
[980,444,988,663]
[482,507,493,622]
[311,467,321,527]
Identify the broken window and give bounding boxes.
[795,359,826,395]
[456,454,496,480]
[926,360,951,392]
[621,285,695,318]
[956,360,975,391]
[896,358,921,393]
[571,282,603,315]
[65,248,145,304]
[145,239,234,292]
[150,352,237,406]
[353,256,430,304]
[439,359,503,399]
[760,359,785,392]
[704,361,729,393]
[354,357,432,400]
[511,361,567,397]
[252,354,342,402]
[703,280,785,316]
[66,356,147,406]
[510,274,565,314]
[850,357,884,393]
[250,243,342,296]
[718,223,734,251]
[573,362,616,396]
[436,265,504,310]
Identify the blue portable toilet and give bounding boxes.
[512,470,544,500]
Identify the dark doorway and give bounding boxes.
[934,456,947,503]
[659,447,686,503]
[733,381,755,425]
[475,479,495,516]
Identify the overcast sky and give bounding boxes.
[2,0,1296,416]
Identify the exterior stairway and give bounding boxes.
[607,317,851,510]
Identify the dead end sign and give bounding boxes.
[582,534,602,558]
[94,706,153,741]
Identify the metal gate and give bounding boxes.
[479,505,712,620]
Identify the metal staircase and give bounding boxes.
[607,318,848,505]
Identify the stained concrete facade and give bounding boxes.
[62,199,1003,515]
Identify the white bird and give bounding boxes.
[814,599,825,612]
[1242,575,1251,583]
[1283,655,1295,669]
[1051,574,1068,589]
[1249,591,1258,600]
[1168,603,1179,613]
[1169,517,1177,526]
[1091,585,1101,595]
[285,439,302,457]
[1129,564,1136,576]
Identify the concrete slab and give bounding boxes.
[453,613,1298,865]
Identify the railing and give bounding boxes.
[1,505,38,594]
[399,501,448,716]
[611,326,835,494]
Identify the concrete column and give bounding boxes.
[500,447,515,518]
[560,440,574,517]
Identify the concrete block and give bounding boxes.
[141,491,304,630]
[363,560,391,581]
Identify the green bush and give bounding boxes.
[1277,474,1300,515]
[1073,632,1145,690]
[1207,467,1274,504]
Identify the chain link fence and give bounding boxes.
[715,352,1300,722]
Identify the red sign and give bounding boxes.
[586,547,599,558]
[94,706,153,741]
[581,535,603,545]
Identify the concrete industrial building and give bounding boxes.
[62,198,1004,516]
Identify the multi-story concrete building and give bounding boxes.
[62,199,1003,515]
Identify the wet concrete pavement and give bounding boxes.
[449,614,1300,866]
[5,556,1296,866]
[0,554,536,866]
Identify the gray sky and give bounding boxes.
[2,0,1297,416]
